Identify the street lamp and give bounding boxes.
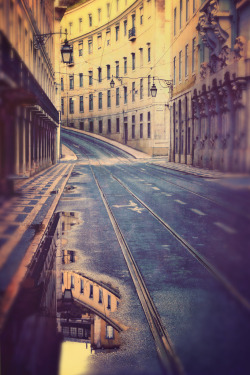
[61,40,73,64]
[110,77,115,88]
[150,77,173,97]
[33,31,73,64]
[150,82,158,97]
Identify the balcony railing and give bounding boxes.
[128,27,136,41]
[0,31,59,123]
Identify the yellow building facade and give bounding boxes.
[60,0,171,156]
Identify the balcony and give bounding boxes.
[0,31,59,123]
[128,27,136,41]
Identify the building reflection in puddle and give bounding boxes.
[1,212,123,375]
[58,213,122,375]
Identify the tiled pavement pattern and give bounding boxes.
[0,162,74,327]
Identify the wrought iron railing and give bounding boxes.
[128,27,136,40]
[0,31,59,123]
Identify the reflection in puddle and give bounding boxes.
[1,212,123,375]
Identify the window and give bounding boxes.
[124,20,127,36]
[139,48,143,67]
[89,94,93,110]
[89,120,94,132]
[108,119,111,133]
[80,122,84,130]
[71,275,75,288]
[106,325,114,339]
[69,98,74,114]
[132,82,135,102]
[180,0,182,28]
[107,90,111,107]
[174,7,177,36]
[89,284,93,298]
[89,71,93,85]
[80,96,84,112]
[193,0,196,13]
[148,75,151,96]
[140,113,143,138]
[88,39,93,54]
[79,18,82,32]
[107,295,111,309]
[132,13,135,28]
[98,8,101,22]
[116,0,119,11]
[116,118,120,132]
[79,40,83,56]
[98,67,102,82]
[61,98,64,115]
[179,51,182,81]
[116,61,119,77]
[106,29,111,46]
[107,65,111,80]
[80,279,84,293]
[69,75,74,89]
[116,26,119,41]
[89,14,92,27]
[173,57,176,85]
[99,120,103,133]
[147,112,151,138]
[124,86,127,104]
[185,45,188,77]
[140,7,143,24]
[147,45,151,62]
[61,77,64,91]
[97,34,102,49]
[98,289,103,303]
[79,73,83,87]
[186,0,189,21]
[140,79,143,99]
[116,88,120,106]
[132,115,135,138]
[61,272,64,284]
[132,53,135,70]
[192,37,196,72]
[98,92,102,109]
[69,22,73,35]
[200,42,205,64]
[124,57,127,74]
[107,3,110,17]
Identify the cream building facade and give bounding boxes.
[60,0,171,156]
[169,0,250,172]
[0,0,66,194]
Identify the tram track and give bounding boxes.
[63,130,249,220]
[62,136,250,313]
[68,141,184,375]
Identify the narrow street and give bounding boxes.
[57,128,250,375]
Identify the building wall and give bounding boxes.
[0,0,62,194]
[169,0,250,172]
[60,0,171,156]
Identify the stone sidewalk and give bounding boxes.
[0,145,76,329]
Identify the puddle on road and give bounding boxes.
[2,211,123,375]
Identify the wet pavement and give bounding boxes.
[1,128,250,375]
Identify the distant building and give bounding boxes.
[0,0,65,194]
[60,0,171,156]
[169,0,250,172]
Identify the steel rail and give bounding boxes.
[69,140,184,375]
[89,162,184,375]
[110,173,250,313]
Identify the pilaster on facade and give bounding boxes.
[0,0,61,194]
